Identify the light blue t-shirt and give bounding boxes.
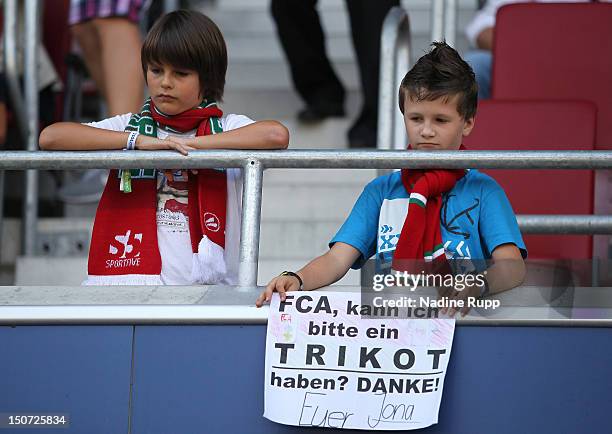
[330,170,527,272]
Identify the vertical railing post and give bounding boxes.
[393,31,409,150]
[377,11,396,151]
[444,0,458,47]
[3,0,24,259]
[164,0,179,13]
[23,0,40,256]
[238,159,264,288]
[3,0,27,139]
[431,0,445,43]
[0,1,14,258]
[377,7,410,151]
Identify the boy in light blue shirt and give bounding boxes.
[257,42,526,315]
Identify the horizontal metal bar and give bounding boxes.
[518,215,612,234]
[1,150,611,170]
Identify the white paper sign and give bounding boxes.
[264,291,456,430]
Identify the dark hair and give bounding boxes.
[141,10,227,102]
[398,42,477,119]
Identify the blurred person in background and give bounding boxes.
[59,0,145,203]
[271,0,399,148]
[0,2,62,133]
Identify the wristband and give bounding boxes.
[126,131,139,150]
[280,271,303,290]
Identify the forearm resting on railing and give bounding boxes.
[485,244,526,295]
[39,120,289,152]
[39,122,133,150]
[297,242,362,291]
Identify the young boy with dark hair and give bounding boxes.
[40,10,289,286]
[257,42,526,315]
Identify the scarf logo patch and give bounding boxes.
[203,212,220,232]
[106,230,143,269]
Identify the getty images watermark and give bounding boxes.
[357,259,510,318]
[369,270,500,312]
[358,259,612,320]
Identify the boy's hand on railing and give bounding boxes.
[437,282,481,318]
[135,135,194,155]
[255,275,301,307]
[165,136,196,151]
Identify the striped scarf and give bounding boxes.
[119,98,223,191]
[392,145,466,274]
[85,98,229,285]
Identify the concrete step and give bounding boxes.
[209,0,345,12]
[224,35,471,90]
[263,168,376,186]
[226,59,358,90]
[0,218,92,266]
[261,183,367,222]
[209,8,351,37]
[260,220,343,260]
[15,257,88,286]
[212,0,478,10]
[271,117,360,149]
[209,5,475,39]
[225,35,355,62]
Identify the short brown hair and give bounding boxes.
[398,42,478,120]
[141,10,227,102]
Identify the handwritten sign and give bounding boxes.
[264,291,455,430]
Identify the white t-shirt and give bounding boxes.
[86,113,253,285]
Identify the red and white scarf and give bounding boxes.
[391,145,466,274]
[85,99,229,285]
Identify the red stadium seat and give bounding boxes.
[491,2,612,264]
[492,3,612,150]
[464,100,596,259]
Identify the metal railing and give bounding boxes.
[431,0,459,47]
[2,0,40,256]
[377,7,410,151]
[0,149,611,288]
[0,1,461,259]
[163,0,179,13]
[23,0,40,257]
